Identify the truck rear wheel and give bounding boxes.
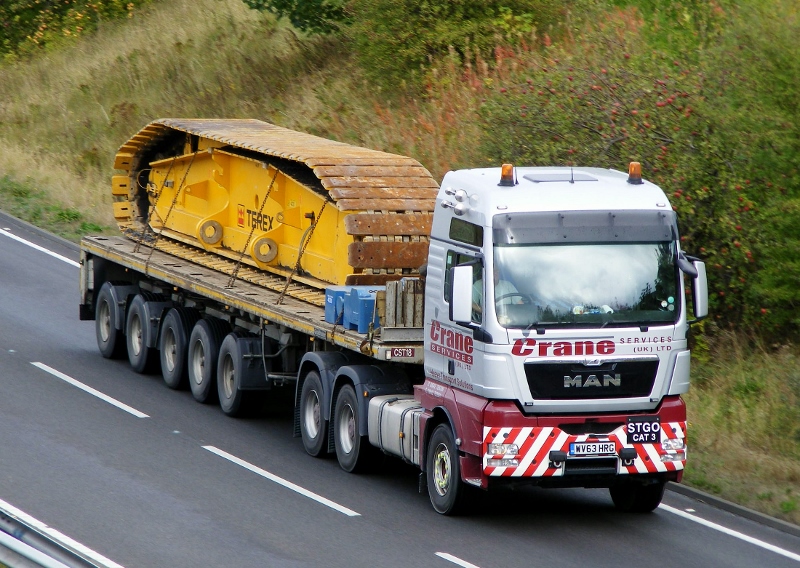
[188,318,229,404]
[427,423,466,515]
[609,481,666,513]
[126,293,161,374]
[217,332,254,417]
[333,384,374,472]
[95,283,126,359]
[159,308,200,389]
[299,371,327,457]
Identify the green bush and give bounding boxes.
[347,0,568,90]
[0,0,151,57]
[241,0,348,34]
[477,2,800,339]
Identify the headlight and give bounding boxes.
[662,438,686,451]
[487,443,520,456]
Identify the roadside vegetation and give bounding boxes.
[0,0,797,523]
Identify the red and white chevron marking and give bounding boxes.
[483,422,686,477]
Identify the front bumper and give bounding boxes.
[482,397,686,479]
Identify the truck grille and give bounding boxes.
[525,360,658,400]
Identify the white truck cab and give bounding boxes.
[414,163,707,513]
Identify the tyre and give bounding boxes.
[126,293,161,374]
[299,371,327,457]
[95,283,126,359]
[609,481,666,513]
[188,318,229,404]
[334,384,375,473]
[159,307,200,390]
[426,423,466,515]
[217,332,254,417]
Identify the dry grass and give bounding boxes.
[685,334,800,523]
[0,0,488,227]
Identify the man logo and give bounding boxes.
[564,374,622,388]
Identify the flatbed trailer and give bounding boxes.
[80,234,423,365]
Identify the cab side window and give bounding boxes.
[444,250,482,324]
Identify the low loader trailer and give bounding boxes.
[80,119,708,514]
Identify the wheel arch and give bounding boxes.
[420,405,457,473]
[98,281,139,333]
[293,351,354,438]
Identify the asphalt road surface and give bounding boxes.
[1,212,798,568]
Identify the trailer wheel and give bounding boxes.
[188,318,229,404]
[426,423,466,515]
[126,293,160,374]
[333,384,374,473]
[159,308,200,390]
[95,283,126,359]
[299,371,327,457]
[609,481,666,513]
[217,332,253,417]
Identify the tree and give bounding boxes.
[241,0,349,34]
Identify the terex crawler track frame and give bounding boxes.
[112,119,438,289]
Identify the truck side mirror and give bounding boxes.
[690,259,708,320]
[449,265,474,324]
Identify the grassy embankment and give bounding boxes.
[0,0,797,523]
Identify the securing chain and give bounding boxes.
[227,166,279,288]
[277,199,328,305]
[133,156,176,253]
[143,151,198,274]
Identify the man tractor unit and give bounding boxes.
[79,119,708,514]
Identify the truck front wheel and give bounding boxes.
[300,371,327,457]
[609,481,666,513]
[426,423,466,515]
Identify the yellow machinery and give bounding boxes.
[112,119,438,288]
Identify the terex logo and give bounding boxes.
[511,339,615,357]
[237,204,275,231]
[429,320,473,364]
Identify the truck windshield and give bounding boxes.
[492,242,679,329]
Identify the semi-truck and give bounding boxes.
[79,118,708,515]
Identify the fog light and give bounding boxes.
[661,450,686,462]
[662,438,686,451]
[491,458,520,467]
[487,443,519,456]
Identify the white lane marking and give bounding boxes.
[660,503,800,562]
[202,446,360,517]
[0,497,125,568]
[436,552,482,568]
[0,228,79,267]
[31,362,149,418]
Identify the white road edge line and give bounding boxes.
[31,362,149,418]
[659,503,800,562]
[0,228,79,267]
[0,497,125,568]
[436,552,481,568]
[202,446,360,517]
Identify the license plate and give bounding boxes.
[390,347,415,358]
[569,442,616,456]
[627,416,661,444]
